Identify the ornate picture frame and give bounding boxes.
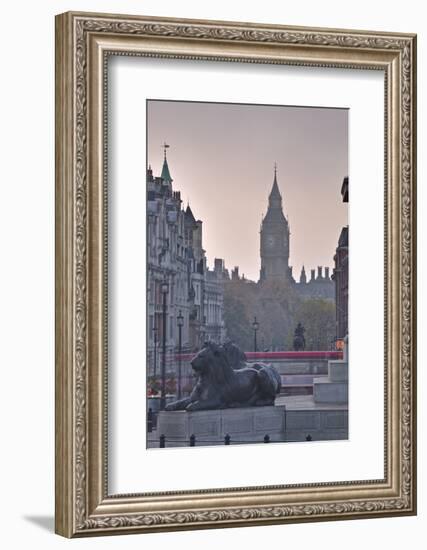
[55,11,416,537]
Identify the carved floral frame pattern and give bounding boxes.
[55,12,416,537]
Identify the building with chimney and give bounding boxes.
[204,258,228,343]
[332,176,349,339]
[146,146,226,376]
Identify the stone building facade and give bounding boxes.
[296,265,335,300]
[332,177,349,339]
[259,167,335,301]
[146,150,226,376]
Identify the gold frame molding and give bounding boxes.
[55,11,417,537]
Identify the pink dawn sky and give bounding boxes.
[148,100,348,282]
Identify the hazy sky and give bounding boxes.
[147,100,348,282]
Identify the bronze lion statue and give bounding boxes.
[165,341,281,411]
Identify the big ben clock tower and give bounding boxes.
[259,165,292,282]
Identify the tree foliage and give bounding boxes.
[288,298,336,351]
[223,279,336,352]
[255,278,299,351]
[223,281,255,351]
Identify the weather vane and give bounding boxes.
[163,142,170,159]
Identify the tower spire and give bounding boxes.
[161,142,172,183]
[269,163,282,204]
[300,265,307,284]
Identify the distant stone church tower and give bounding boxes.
[259,166,292,282]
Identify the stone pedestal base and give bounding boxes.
[157,406,286,447]
[285,406,348,441]
[328,360,348,382]
[313,378,348,403]
[313,359,348,404]
[274,362,328,375]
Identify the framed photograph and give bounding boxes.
[55,11,417,537]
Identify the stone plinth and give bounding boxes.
[328,360,348,382]
[272,361,328,376]
[157,406,286,447]
[313,359,348,404]
[285,406,348,441]
[313,378,348,403]
[276,395,348,441]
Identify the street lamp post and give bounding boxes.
[252,316,259,353]
[160,278,169,410]
[152,325,158,377]
[177,310,184,400]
